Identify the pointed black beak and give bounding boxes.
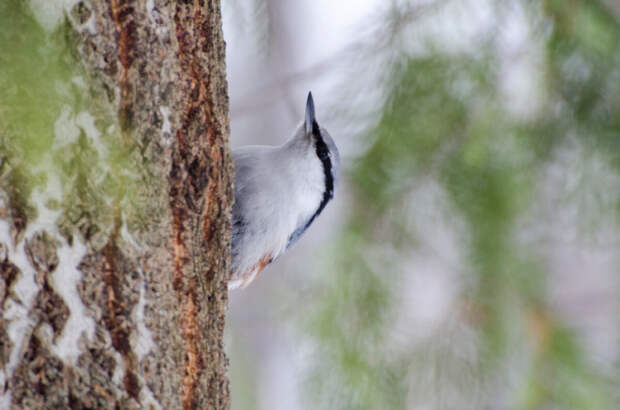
[305,92,316,134]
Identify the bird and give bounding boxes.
[229,92,340,289]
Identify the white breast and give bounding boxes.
[230,143,324,285]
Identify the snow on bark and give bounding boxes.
[0,0,232,409]
[49,239,93,363]
[0,222,36,381]
[1,0,232,408]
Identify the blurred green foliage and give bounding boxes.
[304,1,620,409]
[0,0,148,242]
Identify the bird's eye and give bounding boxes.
[318,148,329,160]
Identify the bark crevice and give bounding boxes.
[0,0,232,408]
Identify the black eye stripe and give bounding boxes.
[309,124,334,222]
[286,121,335,249]
[312,119,320,135]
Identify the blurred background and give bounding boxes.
[2,0,618,408]
[223,0,620,409]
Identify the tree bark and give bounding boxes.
[0,0,232,408]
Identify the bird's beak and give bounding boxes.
[305,91,316,134]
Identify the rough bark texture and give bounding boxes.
[0,0,232,409]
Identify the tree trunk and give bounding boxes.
[0,0,232,408]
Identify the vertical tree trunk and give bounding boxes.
[0,0,232,408]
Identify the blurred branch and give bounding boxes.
[231,0,448,118]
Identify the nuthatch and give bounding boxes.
[229,92,340,289]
